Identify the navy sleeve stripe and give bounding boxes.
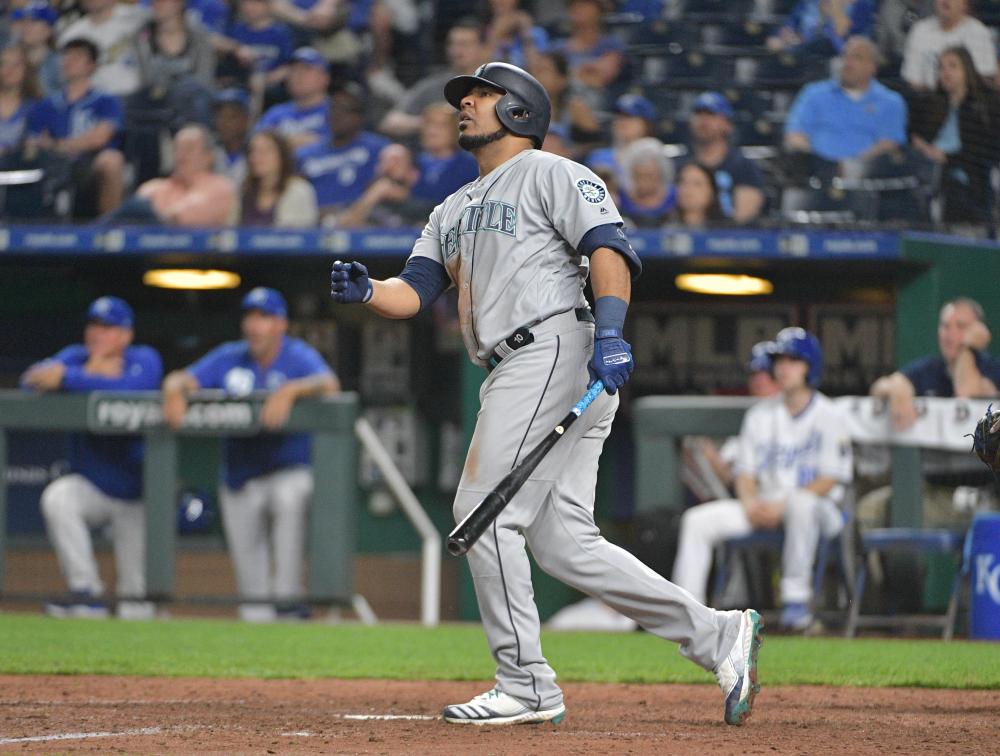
[397,256,452,312]
[578,223,642,279]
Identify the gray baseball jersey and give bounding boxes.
[415,147,744,713]
[409,149,623,366]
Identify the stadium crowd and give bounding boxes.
[0,0,999,232]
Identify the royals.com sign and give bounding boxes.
[86,393,260,435]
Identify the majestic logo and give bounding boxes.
[442,200,518,259]
[576,179,606,204]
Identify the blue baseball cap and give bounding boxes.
[241,287,287,317]
[291,47,330,72]
[614,94,656,121]
[11,1,58,25]
[692,91,734,120]
[87,296,134,328]
[214,88,251,110]
[748,340,775,373]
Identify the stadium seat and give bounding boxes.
[845,528,965,640]
[780,185,878,225]
[713,19,775,48]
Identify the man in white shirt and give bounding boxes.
[901,0,998,89]
[59,0,148,97]
[672,328,853,631]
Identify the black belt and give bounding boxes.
[487,307,595,372]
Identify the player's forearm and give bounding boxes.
[802,476,836,499]
[871,371,914,402]
[162,370,200,396]
[590,247,631,303]
[281,373,340,400]
[367,278,422,319]
[735,473,757,504]
[952,348,998,398]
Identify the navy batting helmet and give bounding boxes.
[444,62,552,149]
[748,340,775,374]
[769,327,822,387]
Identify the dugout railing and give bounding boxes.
[0,390,441,626]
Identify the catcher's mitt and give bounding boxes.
[970,403,1000,472]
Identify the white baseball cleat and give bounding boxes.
[442,688,566,726]
[714,608,763,726]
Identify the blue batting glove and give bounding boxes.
[588,328,634,395]
[330,260,373,304]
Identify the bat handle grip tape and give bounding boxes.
[574,380,605,416]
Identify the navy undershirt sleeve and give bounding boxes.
[397,256,452,312]
[578,223,642,279]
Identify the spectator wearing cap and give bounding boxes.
[785,36,907,163]
[213,88,251,187]
[298,83,390,220]
[216,0,294,89]
[22,296,163,620]
[255,47,330,153]
[162,287,339,622]
[767,0,875,57]
[9,1,60,95]
[586,93,655,187]
[379,18,488,138]
[107,123,237,225]
[902,0,998,90]
[618,136,675,228]
[680,91,765,223]
[59,0,149,98]
[410,101,479,205]
[551,0,625,109]
[241,129,318,227]
[0,45,41,161]
[26,37,126,218]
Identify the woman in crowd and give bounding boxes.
[667,161,726,228]
[0,45,40,161]
[10,2,59,96]
[908,45,1000,227]
[618,137,674,228]
[241,129,318,227]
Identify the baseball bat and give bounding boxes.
[446,380,606,557]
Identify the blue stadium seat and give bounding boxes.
[845,529,965,640]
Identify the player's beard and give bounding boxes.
[458,126,508,152]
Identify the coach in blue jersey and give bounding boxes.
[256,47,331,153]
[21,297,163,619]
[298,83,390,219]
[161,287,338,622]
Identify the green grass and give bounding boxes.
[2,613,999,688]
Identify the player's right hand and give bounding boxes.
[330,260,374,304]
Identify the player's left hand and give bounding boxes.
[21,360,65,392]
[330,260,373,304]
[261,385,297,430]
[589,329,634,395]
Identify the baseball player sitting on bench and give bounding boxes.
[673,327,853,632]
[161,287,338,622]
[330,61,763,727]
[22,297,163,620]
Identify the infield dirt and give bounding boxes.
[0,676,995,753]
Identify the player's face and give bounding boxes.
[242,310,286,357]
[938,302,978,362]
[773,355,809,391]
[457,85,505,139]
[84,323,132,359]
[748,369,780,398]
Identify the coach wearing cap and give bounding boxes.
[161,287,338,621]
[21,297,163,620]
[256,47,331,153]
[680,91,765,223]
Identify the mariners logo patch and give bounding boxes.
[576,179,606,204]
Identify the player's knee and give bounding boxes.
[94,149,124,175]
[40,476,74,522]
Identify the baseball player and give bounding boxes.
[673,328,853,631]
[21,296,163,619]
[161,287,339,622]
[330,62,763,727]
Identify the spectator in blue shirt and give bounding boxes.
[0,45,40,160]
[21,296,163,620]
[784,36,907,163]
[485,0,548,70]
[618,136,675,228]
[768,0,876,56]
[213,87,251,187]
[872,297,1000,430]
[586,93,656,189]
[411,101,479,206]
[298,83,390,220]
[217,0,294,88]
[256,47,330,153]
[26,37,126,218]
[162,287,339,622]
[551,0,626,109]
[9,2,60,96]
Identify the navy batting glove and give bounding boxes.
[330,260,373,304]
[589,328,634,395]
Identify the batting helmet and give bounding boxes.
[748,341,775,374]
[768,327,823,387]
[444,62,552,148]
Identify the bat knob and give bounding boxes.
[446,537,469,557]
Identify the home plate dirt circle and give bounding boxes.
[0,676,994,753]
